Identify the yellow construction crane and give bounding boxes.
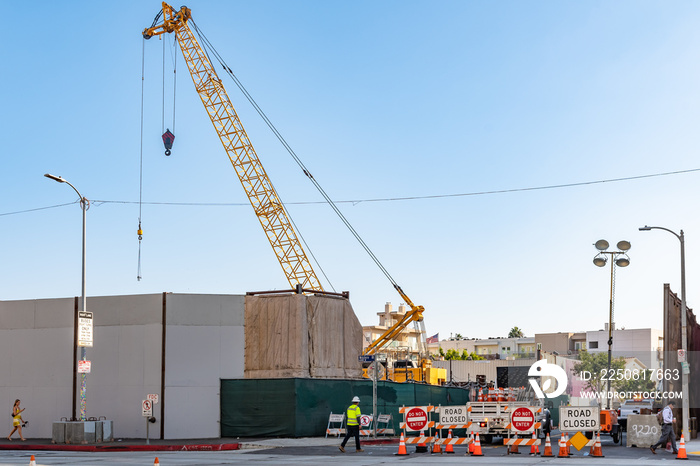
[142,3,323,291]
[142,3,439,382]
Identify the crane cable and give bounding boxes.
[190,19,337,292]
[162,34,178,136]
[137,38,146,281]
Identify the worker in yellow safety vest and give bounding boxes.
[338,396,364,453]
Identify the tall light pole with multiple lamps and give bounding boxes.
[639,225,689,442]
[44,173,90,421]
[592,239,631,409]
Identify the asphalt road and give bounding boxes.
[0,436,697,465]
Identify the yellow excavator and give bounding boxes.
[143,3,442,384]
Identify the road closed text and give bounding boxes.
[559,407,599,432]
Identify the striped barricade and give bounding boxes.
[436,423,472,430]
[503,437,541,447]
[404,435,431,444]
[436,436,473,446]
[399,406,436,413]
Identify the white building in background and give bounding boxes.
[427,336,536,359]
[585,325,664,371]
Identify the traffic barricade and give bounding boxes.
[375,414,396,436]
[399,405,436,452]
[434,404,472,452]
[503,406,541,455]
[325,412,345,438]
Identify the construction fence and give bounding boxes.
[220,378,471,437]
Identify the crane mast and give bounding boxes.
[143,3,323,291]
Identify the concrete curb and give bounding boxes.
[0,443,240,452]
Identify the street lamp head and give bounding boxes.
[594,239,609,251]
[639,226,652,231]
[44,173,65,183]
[615,257,630,267]
[593,255,607,267]
[617,240,631,251]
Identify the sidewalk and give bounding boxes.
[0,435,395,452]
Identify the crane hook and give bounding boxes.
[162,129,175,156]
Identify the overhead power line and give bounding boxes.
[2,167,698,217]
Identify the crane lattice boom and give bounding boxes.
[143,3,323,291]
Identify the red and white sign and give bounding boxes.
[360,415,372,427]
[511,407,535,432]
[147,393,160,404]
[142,400,153,417]
[406,407,429,432]
[77,360,91,373]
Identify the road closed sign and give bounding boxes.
[511,407,535,432]
[439,405,468,425]
[559,406,599,432]
[405,407,429,431]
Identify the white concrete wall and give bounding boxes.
[163,293,244,439]
[0,298,74,439]
[0,293,245,440]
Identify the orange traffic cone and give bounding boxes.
[416,430,428,453]
[471,433,484,456]
[395,433,408,456]
[29,455,36,466]
[431,433,442,454]
[557,434,569,458]
[677,434,688,460]
[154,458,160,465]
[444,429,455,454]
[467,431,475,455]
[591,432,604,457]
[530,432,540,455]
[542,433,553,457]
[509,439,521,454]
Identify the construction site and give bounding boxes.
[3,2,700,463]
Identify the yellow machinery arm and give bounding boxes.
[363,285,426,356]
[143,3,323,291]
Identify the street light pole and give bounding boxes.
[639,225,689,441]
[45,174,90,421]
[593,239,631,410]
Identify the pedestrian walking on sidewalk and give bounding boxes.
[6,399,26,441]
[650,401,677,454]
[339,396,363,453]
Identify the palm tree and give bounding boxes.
[508,326,524,338]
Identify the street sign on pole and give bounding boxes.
[142,400,153,417]
[358,354,375,363]
[78,311,93,347]
[77,360,91,373]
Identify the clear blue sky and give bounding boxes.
[2,1,700,339]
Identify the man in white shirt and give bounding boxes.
[650,401,678,454]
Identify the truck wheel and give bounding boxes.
[481,435,493,445]
[612,432,620,444]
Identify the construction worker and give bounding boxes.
[339,396,364,453]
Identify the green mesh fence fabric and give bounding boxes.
[221,378,471,437]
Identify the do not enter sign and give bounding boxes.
[406,407,428,431]
[511,407,535,432]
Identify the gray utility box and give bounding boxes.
[52,421,114,444]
